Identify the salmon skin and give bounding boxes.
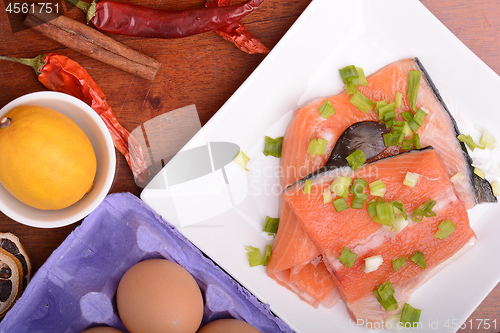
[266,58,495,313]
[284,148,476,326]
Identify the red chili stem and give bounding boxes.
[81,0,266,39]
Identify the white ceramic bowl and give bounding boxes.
[0,91,116,228]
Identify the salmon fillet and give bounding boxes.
[284,148,476,326]
[266,58,494,311]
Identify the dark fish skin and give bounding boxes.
[415,57,497,204]
[297,121,389,185]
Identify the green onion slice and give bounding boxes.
[400,303,422,328]
[391,215,408,233]
[349,90,375,112]
[369,179,386,197]
[391,200,408,220]
[434,220,456,240]
[412,198,436,223]
[263,136,283,158]
[307,138,327,158]
[363,255,383,273]
[304,179,312,194]
[492,180,500,197]
[479,128,499,150]
[352,193,368,209]
[395,91,403,108]
[374,100,388,113]
[234,150,251,171]
[323,187,334,204]
[457,134,486,152]
[401,110,414,122]
[330,176,352,198]
[450,172,465,184]
[245,246,263,267]
[403,172,420,188]
[263,245,272,266]
[338,247,357,268]
[474,167,486,179]
[350,178,368,195]
[339,65,359,84]
[392,256,407,272]
[318,100,336,119]
[410,251,426,269]
[263,216,280,235]
[373,281,398,312]
[406,70,422,111]
[346,149,366,171]
[333,198,349,212]
[373,202,396,226]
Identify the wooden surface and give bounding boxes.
[0,0,498,331]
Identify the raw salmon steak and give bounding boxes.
[266,58,495,312]
[284,148,476,326]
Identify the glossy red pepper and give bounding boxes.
[0,53,149,185]
[71,0,266,39]
[206,0,270,54]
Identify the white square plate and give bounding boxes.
[141,0,500,332]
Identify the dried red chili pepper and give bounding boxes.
[69,0,266,39]
[206,0,270,54]
[0,53,149,185]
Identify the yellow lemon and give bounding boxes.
[0,105,97,210]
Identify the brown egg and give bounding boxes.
[197,319,261,333]
[81,327,125,333]
[116,259,204,333]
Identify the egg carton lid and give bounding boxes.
[0,192,294,333]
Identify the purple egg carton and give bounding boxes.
[0,193,294,333]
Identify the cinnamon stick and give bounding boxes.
[24,7,161,81]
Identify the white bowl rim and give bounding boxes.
[0,91,116,228]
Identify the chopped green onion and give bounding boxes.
[304,179,312,194]
[318,100,336,119]
[450,172,465,184]
[400,303,421,328]
[406,70,422,111]
[363,255,383,273]
[344,67,369,94]
[346,149,366,171]
[352,193,368,209]
[373,281,398,312]
[369,179,386,197]
[474,167,486,179]
[234,150,251,171]
[374,202,396,226]
[392,256,407,272]
[245,246,263,267]
[378,102,396,120]
[374,100,388,113]
[410,251,426,269]
[457,134,485,151]
[412,108,427,128]
[307,138,327,158]
[263,216,280,235]
[434,220,456,240]
[333,198,349,212]
[479,129,499,150]
[339,65,359,84]
[330,176,352,198]
[402,139,413,150]
[492,180,500,197]
[367,198,383,218]
[412,199,436,223]
[395,91,403,108]
[338,247,357,268]
[403,172,420,188]
[350,178,368,195]
[391,200,408,220]
[263,136,283,158]
[263,245,272,266]
[401,110,414,122]
[402,122,412,137]
[323,187,334,204]
[391,215,408,233]
[349,90,375,112]
[412,133,421,149]
[391,121,406,132]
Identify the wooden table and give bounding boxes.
[0,0,498,331]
